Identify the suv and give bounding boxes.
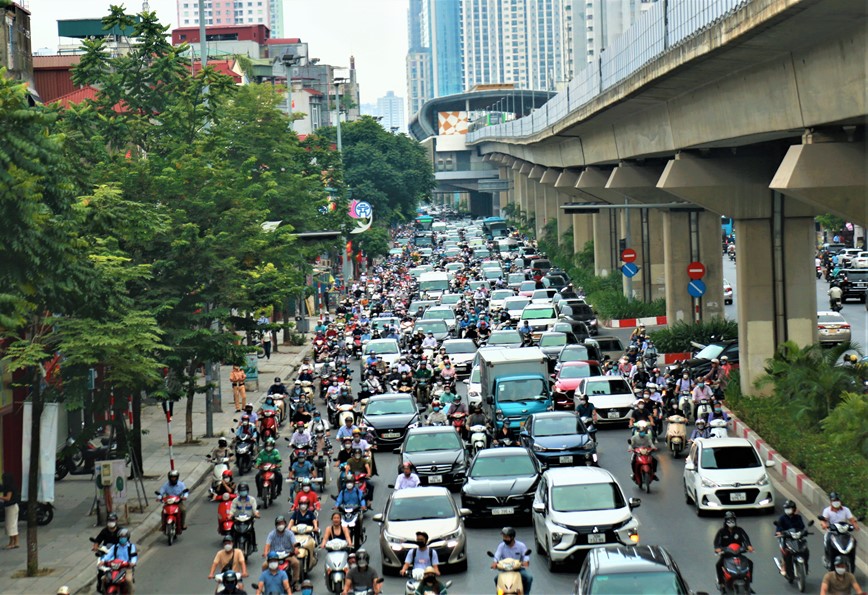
[833,269,868,302]
[532,467,640,569]
[396,426,468,489]
[560,300,599,336]
[573,545,693,595]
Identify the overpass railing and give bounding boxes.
[467,0,751,143]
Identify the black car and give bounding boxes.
[833,269,868,303]
[460,447,541,520]
[521,411,597,467]
[670,340,739,378]
[554,343,603,372]
[396,426,468,489]
[573,545,696,595]
[362,394,421,447]
[559,300,599,336]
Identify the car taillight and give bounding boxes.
[842,323,851,329]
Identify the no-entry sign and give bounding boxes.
[621,248,637,263]
[687,261,706,280]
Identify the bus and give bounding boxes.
[721,216,733,238]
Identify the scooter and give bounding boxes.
[292,523,318,577]
[579,416,597,443]
[708,418,729,439]
[718,544,753,594]
[629,446,657,494]
[665,415,688,458]
[404,567,453,595]
[340,505,364,550]
[678,392,693,420]
[695,398,712,421]
[235,434,255,475]
[155,490,188,545]
[257,462,280,509]
[830,298,843,313]
[216,492,235,537]
[232,513,256,559]
[259,410,279,442]
[821,519,857,572]
[207,455,231,494]
[487,550,530,595]
[323,538,350,594]
[773,519,813,593]
[97,557,132,594]
[469,424,489,455]
[336,404,356,428]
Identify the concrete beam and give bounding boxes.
[770,142,868,227]
[554,169,584,197]
[511,159,525,172]
[519,162,533,175]
[540,168,561,186]
[528,165,546,180]
[606,162,674,203]
[575,166,619,203]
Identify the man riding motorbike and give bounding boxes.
[254,438,283,499]
[426,401,448,426]
[775,500,807,581]
[714,512,754,593]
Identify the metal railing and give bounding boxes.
[467,0,751,143]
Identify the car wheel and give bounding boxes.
[381,563,399,577]
[546,538,558,572]
[684,481,693,505]
[535,533,544,555]
[694,491,704,517]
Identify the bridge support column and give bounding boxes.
[541,168,571,246]
[572,214,593,257]
[528,165,546,237]
[513,161,530,222]
[658,152,818,394]
[593,212,617,277]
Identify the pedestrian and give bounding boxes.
[0,472,19,549]
[260,329,272,360]
[230,364,248,412]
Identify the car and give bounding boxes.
[413,319,451,342]
[489,289,515,311]
[559,300,599,335]
[373,486,470,574]
[833,269,868,302]
[671,340,739,378]
[530,288,559,304]
[838,248,863,267]
[817,311,852,345]
[409,300,437,315]
[439,293,462,307]
[521,412,597,467]
[594,336,626,362]
[396,426,468,489]
[573,545,693,595]
[487,329,523,348]
[537,332,570,366]
[532,467,641,568]
[441,338,478,375]
[468,280,487,292]
[723,279,733,305]
[518,280,538,298]
[507,272,527,289]
[460,447,541,520]
[520,304,560,339]
[573,376,636,424]
[465,365,483,406]
[504,297,531,320]
[544,274,568,290]
[482,268,503,281]
[422,306,458,331]
[362,339,402,371]
[684,437,776,513]
[529,258,552,275]
[445,262,464,273]
[551,361,603,409]
[852,251,868,268]
[362,393,421,446]
[554,344,603,373]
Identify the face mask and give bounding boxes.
[835,567,847,575]
[714,408,721,413]
[107,522,117,529]
[276,524,286,532]
[224,543,233,552]
[725,521,736,528]
[303,485,311,492]
[344,444,351,450]
[433,407,441,412]
[698,383,705,388]
[300,504,308,512]
[424,577,435,583]
[354,454,361,460]
[119,538,128,545]
[639,431,647,437]
[637,404,644,410]
[266,446,273,452]
[832,500,842,508]
[784,508,794,515]
[239,490,249,497]
[347,483,355,490]
[268,562,279,570]
[416,540,426,548]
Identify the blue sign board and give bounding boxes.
[354,201,372,218]
[687,279,707,298]
[621,263,639,278]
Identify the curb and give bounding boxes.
[660,352,691,364]
[726,409,868,576]
[604,315,668,328]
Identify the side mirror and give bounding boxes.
[684,461,695,471]
[765,460,775,468]
[808,519,815,527]
[372,513,384,523]
[392,447,402,454]
[154,490,161,496]
[459,508,472,517]
[628,498,641,509]
[462,379,469,385]
[486,550,495,558]
[532,501,545,514]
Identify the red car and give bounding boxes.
[551,361,602,410]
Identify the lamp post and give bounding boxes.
[333,76,349,153]
[281,53,302,129]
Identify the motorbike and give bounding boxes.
[232,512,256,559]
[336,403,356,428]
[830,298,843,313]
[56,433,112,480]
[257,462,280,509]
[414,379,431,406]
[816,265,823,279]
[216,492,235,537]
[629,446,657,493]
[773,520,813,593]
[352,337,362,360]
[708,417,729,439]
[340,505,364,550]
[665,415,688,458]
[97,557,132,594]
[469,424,489,455]
[259,409,279,442]
[448,411,467,437]
[821,519,857,572]
[487,550,530,595]
[695,398,712,421]
[155,490,188,545]
[207,455,231,494]
[404,567,452,595]
[235,434,256,475]
[579,416,597,443]
[323,538,350,595]
[292,523,318,577]
[677,391,693,420]
[718,544,753,594]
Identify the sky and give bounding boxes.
[26,0,409,104]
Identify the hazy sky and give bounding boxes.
[27,0,409,103]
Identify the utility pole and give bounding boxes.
[334,77,347,153]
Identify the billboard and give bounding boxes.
[438,111,469,135]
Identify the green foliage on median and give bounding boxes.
[649,318,738,353]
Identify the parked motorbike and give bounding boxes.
[487,550,530,595]
[718,544,753,594]
[665,415,688,458]
[773,519,813,592]
[155,490,188,545]
[323,538,350,594]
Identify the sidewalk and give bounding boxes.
[0,340,312,595]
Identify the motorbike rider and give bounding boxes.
[98,528,138,594]
[92,512,122,551]
[421,332,438,350]
[395,462,421,490]
[775,500,807,580]
[320,511,353,548]
[491,526,532,595]
[208,533,248,580]
[230,483,260,549]
[396,371,415,392]
[414,358,434,399]
[158,470,188,531]
[262,515,301,589]
[343,549,382,595]
[267,377,288,397]
[821,492,859,568]
[446,395,469,438]
[628,399,655,432]
[576,395,599,424]
[211,436,234,464]
[288,421,312,449]
[691,380,715,419]
[705,402,730,425]
[828,284,844,310]
[219,570,248,595]
[257,551,291,595]
[414,566,446,595]
[426,401,449,426]
[714,512,754,593]
[236,414,259,444]
[243,403,259,426]
[820,556,863,595]
[213,469,237,500]
[628,421,658,480]
[253,438,283,500]
[397,357,412,375]
[336,416,359,440]
[291,477,321,512]
[288,495,319,533]
[689,419,710,442]
[335,478,367,511]
[467,404,489,429]
[297,365,315,384]
[401,531,440,577]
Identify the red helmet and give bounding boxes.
[298,495,309,504]
[222,469,233,478]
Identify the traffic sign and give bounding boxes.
[354,201,372,218]
[687,279,707,297]
[621,248,637,263]
[687,261,706,280]
[621,262,639,278]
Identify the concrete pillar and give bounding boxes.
[544,186,559,240]
[541,168,571,246]
[528,165,546,237]
[572,213,593,256]
[499,166,510,211]
[593,211,617,277]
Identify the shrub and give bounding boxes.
[649,318,738,353]
[588,290,666,320]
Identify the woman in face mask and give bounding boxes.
[208,534,248,580]
[415,566,447,595]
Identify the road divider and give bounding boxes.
[603,315,667,329]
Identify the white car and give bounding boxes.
[504,297,530,320]
[441,339,477,375]
[489,289,515,311]
[530,288,558,304]
[465,365,483,406]
[423,306,458,331]
[362,339,402,369]
[520,304,559,339]
[851,251,868,268]
[532,467,640,567]
[572,376,636,424]
[683,437,776,514]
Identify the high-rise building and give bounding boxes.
[377,91,406,132]
[406,0,462,118]
[569,0,658,73]
[176,0,274,30]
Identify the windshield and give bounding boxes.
[559,365,594,379]
[420,279,449,291]
[695,343,726,360]
[534,416,585,437]
[444,341,476,354]
[366,398,416,416]
[492,290,514,301]
[505,298,530,311]
[414,321,448,334]
[818,314,845,324]
[522,308,556,320]
[387,495,455,522]
[519,281,537,292]
[405,431,462,452]
[423,308,455,321]
[584,379,631,395]
[560,345,590,361]
[701,446,761,470]
[489,331,521,345]
[440,295,461,305]
[497,378,548,402]
[551,482,625,512]
[539,334,566,347]
[484,269,502,279]
[366,341,399,355]
[470,454,536,478]
[589,572,687,595]
[371,318,399,331]
[509,274,525,283]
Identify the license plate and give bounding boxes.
[607,410,620,419]
[428,475,443,484]
[491,507,514,516]
[587,534,606,544]
[559,456,573,464]
[382,432,400,439]
[730,492,747,502]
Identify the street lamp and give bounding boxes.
[333,76,349,153]
[281,53,303,129]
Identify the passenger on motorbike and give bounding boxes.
[491,527,531,595]
[98,528,138,594]
[426,401,448,426]
[291,478,321,511]
[689,419,710,442]
[775,500,807,580]
[714,512,754,592]
[254,438,283,499]
[243,404,259,425]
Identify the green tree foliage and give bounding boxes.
[650,319,738,353]
[822,392,868,458]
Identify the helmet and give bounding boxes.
[299,495,310,504]
[274,377,282,383]
[711,358,720,364]
[356,549,370,567]
[783,499,796,509]
[241,414,251,423]
[267,551,280,561]
[829,491,840,500]
[301,477,312,487]
[294,379,301,385]
[720,356,728,362]
[222,469,233,478]
[107,512,119,522]
[296,421,305,429]
[635,420,649,431]
[168,470,180,479]
[221,570,239,586]
[265,437,276,447]
[275,515,287,525]
[238,482,249,492]
[118,528,130,539]
[222,533,234,543]
[833,556,849,569]
[501,526,516,539]
[218,437,228,447]
[352,448,363,456]
[696,419,707,427]
[724,511,737,522]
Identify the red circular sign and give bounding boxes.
[621,248,637,263]
[687,261,706,280]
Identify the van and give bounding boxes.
[594,336,625,361]
[419,271,450,299]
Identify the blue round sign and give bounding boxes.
[621,262,639,278]
[354,201,372,218]
[687,279,707,298]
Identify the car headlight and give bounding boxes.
[532,443,547,452]
[701,476,719,488]
[551,531,563,545]
[469,391,480,398]
[384,531,404,545]
[496,409,505,421]
[757,475,769,486]
[442,529,461,541]
[407,422,419,429]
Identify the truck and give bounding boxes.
[478,347,552,434]
[482,216,508,240]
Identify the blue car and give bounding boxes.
[519,411,598,467]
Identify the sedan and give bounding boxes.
[460,447,541,520]
[441,339,477,375]
[551,361,603,409]
[684,438,776,513]
[422,306,458,331]
[538,332,569,369]
[518,280,538,297]
[817,311,851,345]
[397,426,468,489]
[508,273,527,290]
[554,344,603,373]
[573,376,636,424]
[489,289,516,311]
[373,486,470,574]
[362,394,421,447]
[531,288,559,304]
[413,319,451,342]
[504,297,531,320]
[521,412,597,467]
[573,545,693,595]
[723,278,733,305]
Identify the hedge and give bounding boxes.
[650,318,738,353]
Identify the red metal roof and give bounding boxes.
[191,60,243,83]
[49,86,126,113]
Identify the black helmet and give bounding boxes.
[222,570,239,585]
[107,512,118,522]
[275,515,287,526]
[274,377,282,383]
[218,437,228,447]
[501,526,516,539]
[724,511,737,522]
[168,470,180,479]
[238,482,249,491]
[783,499,796,509]
[829,491,840,500]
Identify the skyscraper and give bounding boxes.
[176,0,276,31]
[406,0,463,118]
[569,0,658,72]
[376,91,406,132]
[269,0,284,37]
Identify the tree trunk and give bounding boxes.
[184,361,197,443]
[130,390,143,477]
[26,367,42,576]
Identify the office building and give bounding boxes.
[377,91,406,132]
[570,0,658,72]
[176,0,276,30]
[406,0,462,118]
